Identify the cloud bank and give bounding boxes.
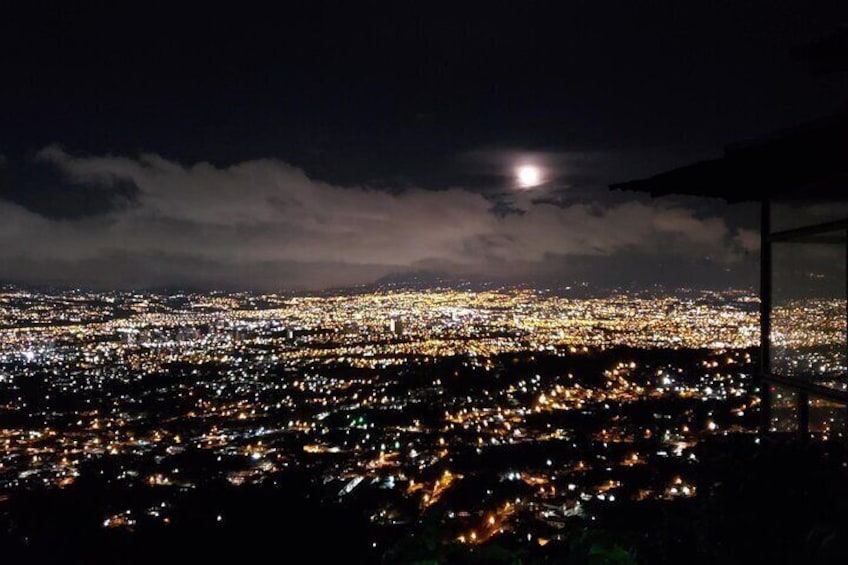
[0,147,758,290]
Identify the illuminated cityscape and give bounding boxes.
[3,284,848,565]
[4,283,846,562]
[0,284,790,560]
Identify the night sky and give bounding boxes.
[2,2,847,290]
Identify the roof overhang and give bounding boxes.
[610,110,848,203]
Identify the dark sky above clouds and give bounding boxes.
[1,1,847,290]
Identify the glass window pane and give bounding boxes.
[770,234,847,388]
[808,395,847,440]
[771,201,848,233]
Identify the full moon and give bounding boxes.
[516,165,542,188]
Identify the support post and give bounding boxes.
[760,199,772,434]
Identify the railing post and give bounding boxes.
[798,391,809,440]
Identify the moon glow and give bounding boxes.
[516,165,542,188]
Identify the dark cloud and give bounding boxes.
[0,147,757,290]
